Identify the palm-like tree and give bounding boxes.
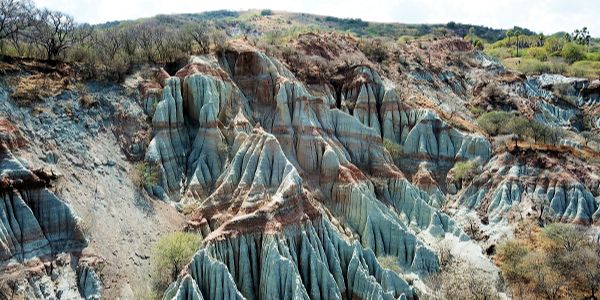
[506,29,514,45]
[514,28,522,57]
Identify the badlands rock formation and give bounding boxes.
[456,150,600,224]
[0,134,100,298]
[0,144,86,263]
[2,28,599,299]
[136,41,483,299]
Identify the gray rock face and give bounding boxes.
[137,44,485,300]
[384,109,491,162]
[77,264,102,300]
[457,152,600,224]
[0,143,99,299]
[0,145,86,263]
[169,219,414,300]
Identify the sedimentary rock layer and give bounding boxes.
[0,144,86,264]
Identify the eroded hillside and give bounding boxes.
[0,32,599,299]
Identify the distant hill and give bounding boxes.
[97,9,536,42]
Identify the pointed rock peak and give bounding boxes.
[412,162,439,190]
[174,62,231,81]
[0,119,27,150]
[156,68,171,87]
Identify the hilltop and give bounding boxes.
[98,9,534,42]
[0,3,600,300]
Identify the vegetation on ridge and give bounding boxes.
[497,223,600,300]
[151,232,201,294]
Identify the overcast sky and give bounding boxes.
[33,0,600,36]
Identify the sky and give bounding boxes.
[33,0,600,36]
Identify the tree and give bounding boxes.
[468,27,475,38]
[561,42,585,63]
[185,21,211,54]
[210,29,227,52]
[30,9,92,60]
[507,116,531,147]
[450,160,477,182]
[575,247,600,300]
[572,27,592,53]
[514,28,522,57]
[582,131,600,147]
[498,225,600,300]
[525,253,564,300]
[497,240,530,299]
[476,111,515,136]
[120,26,139,58]
[542,223,587,253]
[152,232,201,290]
[506,29,514,44]
[0,0,35,55]
[95,27,122,61]
[537,33,545,47]
[547,127,565,146]
[260,9,273,16]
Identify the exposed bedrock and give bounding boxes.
[137,44,492,299]
[177,129,418,299]
[216,48,461,266]
[0,143,98,299]
[146,60,253,200]
[168,219,415,300]
[146,77,190,199]
[386,109,490,162]
[457,152,600,224]
[0,144,86,264]
[336,66,385,136]
[409,162,446,208]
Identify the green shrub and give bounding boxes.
[513,58,567,75]
[377,256,402,274]
[560,43,586,63]
[568,60,600,78]
[476,111,515,136]
[585,52,600,61]
[496,223,600,300]
[180,202,199,215]
[132,161,159,188]
[360,38,390,63]
[484,47,512,59]
[469,106,485,117]
[451,160,477,181]
[152,232,201,291]
[260,9,273,16]
[526,47,548,61]
[383,138,403,162]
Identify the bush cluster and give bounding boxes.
[476,111,565,146]
[497,223,600,300]
[0,0,231,82]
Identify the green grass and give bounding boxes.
[483,33,600,78]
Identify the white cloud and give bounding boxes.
[33,0,600,36]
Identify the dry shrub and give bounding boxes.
[11,72,73,105]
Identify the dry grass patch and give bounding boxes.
[11,72,73,105]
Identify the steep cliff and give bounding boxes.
[133,39,492,300]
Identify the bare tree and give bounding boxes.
[185,21,211,54]
[96,27,121,61]
[135,23,163,62]
[0,0,34,54]
[30,9,92,60]
[120,26,138,58]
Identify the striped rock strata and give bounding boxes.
[139,43,476,299]
[456,150,600,224]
